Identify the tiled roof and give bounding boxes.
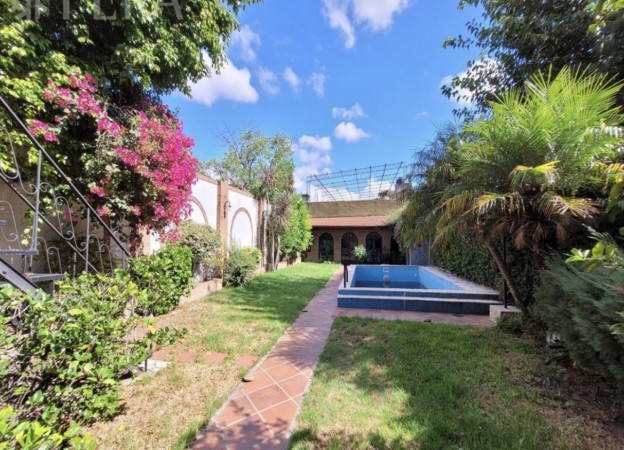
[308,199,400,218]
[310,215,389,228]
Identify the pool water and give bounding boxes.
[338,265,501,315]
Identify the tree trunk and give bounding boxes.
[261,199,269,268]
[483,238,527,316]
[275,235,281,271]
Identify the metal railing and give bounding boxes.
[0,94,131,290]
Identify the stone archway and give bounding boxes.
[229,207,254,248]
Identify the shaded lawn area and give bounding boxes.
[88,262,339,450]
[292,317,622,450]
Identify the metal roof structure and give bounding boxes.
[305,162,407,202]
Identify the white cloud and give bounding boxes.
[189,59,258,106]
[332,103,365,120]
[283,67,301,93]
[352,0,410,31]
[415,111,429,119]
[308,71,327,97]
[334,121,371,143]
[257,67,280,94]
[298,135,332,152]
[322,0,356,49]
[439,74,473,107]
[440,58,501,107]
[230,25,261,63]
[322,0,410,48]
[294,135,333,190]
[359,177,393,200]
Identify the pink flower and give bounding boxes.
[89,186,107,198]
[43,132,58,142]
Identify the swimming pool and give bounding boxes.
[338,265,500,315]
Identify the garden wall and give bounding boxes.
[145,174,262,254]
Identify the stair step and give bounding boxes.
[338,294,500,304]
[24,273,65,283]
[337,295,501,315]
[0,249,39,256]
[0,250,39,256]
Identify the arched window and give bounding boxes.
[341,232,358,261]
[318,233,334,262]
[365,232,382,263]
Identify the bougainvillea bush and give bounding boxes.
[28,72,198,246]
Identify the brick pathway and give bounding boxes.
[191,272,491,450]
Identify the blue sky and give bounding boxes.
[164,0,481,193]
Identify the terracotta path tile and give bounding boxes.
[265,363,300,382]
[175,351,198,363]
[193,423,226,450]
[151,348,170,359]
[221,415,273,450]
[216,397,256,427]
[242,370,275,394]
[247,384,289,411]
[260,400,298,433]
[204,352,227,364]
[279,373,309,398]
[191,270,492,450]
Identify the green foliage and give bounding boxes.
[535,259,624,396]
[495,314,524,336]
[281,195,313,260]
[0,407,96,450]
[203,128,295,200]
[432,234,540,304]
[353,245,367,263]
[443,0,624,116]
[223,246,261,287]
[401,68,623,314]
[0,1,259,112]
[130,245,193,315]
[0,273,149,438]
[177,221,223,280]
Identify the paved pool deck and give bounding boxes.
[191,271,492,450]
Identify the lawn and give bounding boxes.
[291,317,622,450]
[87,262,339,450]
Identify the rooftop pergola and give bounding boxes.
[306,162,407,202]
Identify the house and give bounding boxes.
[305,199,404,264]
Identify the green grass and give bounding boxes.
[89,262,339,450]
[291,317,614,450]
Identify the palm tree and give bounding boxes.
[402,68,623,315]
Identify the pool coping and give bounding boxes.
[342,264,499,297]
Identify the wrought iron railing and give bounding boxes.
[0,94,131,292]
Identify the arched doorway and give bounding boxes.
[365,232,382,263]
[318,233,334,262]
[341,232,358,261]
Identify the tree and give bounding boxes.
[404,68,623,315]
[1,1,260,113]
[205,128,295,268]
[281,194,313,261]
[442,0,624,117]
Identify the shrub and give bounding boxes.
[130,244,193,315]
[0,273,149,441]
[353,245,367,263]
[534,259,624,396]
[432,234,539,305]
[223,246,261,287]
[0,407,96,450]
[177,221,223,280]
